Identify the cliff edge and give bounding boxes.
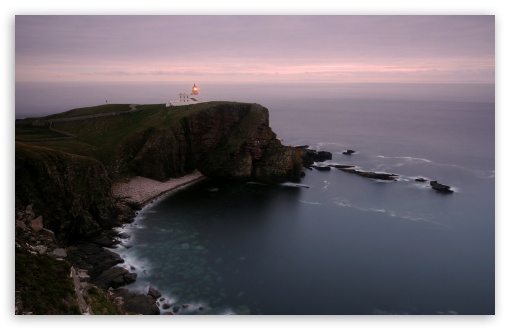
[15,101,302,243]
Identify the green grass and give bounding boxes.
[15,125,69,140]
[15,250,80,315]
[16,101,255,179]
[86,286,124,315]
[44,104,133,119]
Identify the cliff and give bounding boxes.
[15,143,120,243]
[117,102,302,182]
[15,102,303,243]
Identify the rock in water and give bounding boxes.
[298,147,333,166]
[148,286,162,299]
[340,168,397,181]
[430,181,454,193]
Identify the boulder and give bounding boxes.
[39,228,56,240]
[113,288,160,315]
[66,243,124,278]
[90,266,136,289]
[342,149,356,155]
[31,216,44,232]
[48,248,67,259]
[32,245,48,254]
[148,286,162,299]
[124,272,137,285]
[16,220,27,230]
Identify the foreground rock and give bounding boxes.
[92,266,137,289]
[66,242,124,279]
[113,288,160,315]
[430,180,454,193]
[340,168,398,181]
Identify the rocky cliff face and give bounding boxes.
[15,143,119,244]
[15,102,302,243]
[120,103,302,182]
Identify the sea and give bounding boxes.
[15,82,495,315]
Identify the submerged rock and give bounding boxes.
[329,164,356,169]
[340,168,397,181]
[342,149,356,155]
[310,165,331,171]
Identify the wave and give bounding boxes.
[332,197,450,228]
[323,180,331,190]
[374,155,494,180]
[299,200,322,205]
[316,142,347,149]
[375,155,433,164]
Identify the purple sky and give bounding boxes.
[15,15,494,84]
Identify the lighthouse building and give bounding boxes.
[166,84,204,107]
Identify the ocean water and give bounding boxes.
[15,82,495,314]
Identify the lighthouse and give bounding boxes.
[166,84,204,107]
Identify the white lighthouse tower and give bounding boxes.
[166,84,204,107]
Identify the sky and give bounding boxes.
[15,15,495,84]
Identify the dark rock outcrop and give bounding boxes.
[342,149,356,155]
[119,103,302,183]
[430,180,454,193]
[148,286,162,299]
[15,103,303,243]
[340,168,398,181]
[330,164,356,169]
[113,288,160,315]
[92,266,137,289]
[297,147,332,167]
[15,143,119,244]
[415,178,427,182]
[66,242,124,279]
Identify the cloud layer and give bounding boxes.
[15,15,495,83]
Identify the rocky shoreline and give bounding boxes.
[16,172,211,315]
[15,138,455,314]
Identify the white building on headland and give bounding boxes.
[166,84,204,107]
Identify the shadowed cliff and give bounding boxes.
[15,101,303,243]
